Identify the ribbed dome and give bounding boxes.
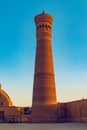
[0,84,13,106]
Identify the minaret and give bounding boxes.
[32,12,58,123]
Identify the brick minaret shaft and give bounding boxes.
[32,11,57,105]
[32,12,57,123]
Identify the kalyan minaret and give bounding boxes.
[32,12,58,123]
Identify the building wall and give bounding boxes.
[57,99,87,122]
[0,106,21,122]
[32,104,58,123]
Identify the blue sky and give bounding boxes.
[0,0,87,106]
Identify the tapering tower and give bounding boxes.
[32,12,58,123]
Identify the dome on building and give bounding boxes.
[0,84,13,106]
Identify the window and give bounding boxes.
[1,102,3,106]
[42,25,44,28]
[0,102,3,106]
[45,25,48,28]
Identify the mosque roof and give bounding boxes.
[0,84,13,106]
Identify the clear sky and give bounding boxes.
[0,0,87,106]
